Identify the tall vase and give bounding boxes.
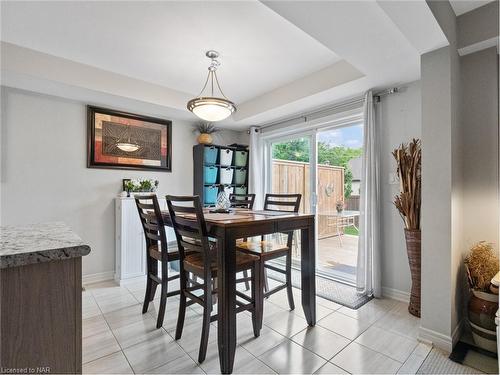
[404,229,421,317]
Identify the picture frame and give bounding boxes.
[87,106,172,172]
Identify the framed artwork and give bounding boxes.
[87,106,172,171]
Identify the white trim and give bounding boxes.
[418,326,453,352]
[116,274,146,287]
[82,271,114,285]
[418,321,463,353]
[382,286,410,302]
[458,36,499,56]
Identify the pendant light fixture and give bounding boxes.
[187,50,236,122]
[116,126,140,152]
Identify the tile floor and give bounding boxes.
[82,279,482,374]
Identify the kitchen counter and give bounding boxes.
[0,222,90,374]
[0,222,90,268]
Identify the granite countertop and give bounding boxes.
[0,222,91,269]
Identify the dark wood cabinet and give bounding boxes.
[193,143,250,207]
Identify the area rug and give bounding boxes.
[267,268,372,309]
[449,341,498,374]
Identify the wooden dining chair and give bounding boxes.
[229,193,256,290]
[236,193,301,313]
[134,194,181,329]
[166,195,262,363]
[229,193,256,209]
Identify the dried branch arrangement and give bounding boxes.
[392,139,421,230]
[465,242,499,291]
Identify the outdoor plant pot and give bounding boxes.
[405,228,421,317]
[468,289,498,353]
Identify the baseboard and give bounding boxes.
[116,274,146,287]
[82,271,114,285]
[418,326,453,352]
[382,286,410,303]
[452,319,464,348]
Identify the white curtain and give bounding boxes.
[356,91,382,297]
[248,126,264,209]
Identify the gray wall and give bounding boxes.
[0,87,243,277]
[461,47,499,260]
[379,81,422,296]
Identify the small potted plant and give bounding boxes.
[193,122,219,145]
[465,241,499,352]
[123,178,159,197]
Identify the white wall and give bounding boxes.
[379,80,422,298]
[0,87,244,278]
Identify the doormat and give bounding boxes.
[449,341,498,374]
[267,268,372,310]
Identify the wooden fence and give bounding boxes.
[271,159,344,238]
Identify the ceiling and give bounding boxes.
[449,0,494,16]
[1,0,448,130]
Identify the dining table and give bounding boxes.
[160,208,316,374]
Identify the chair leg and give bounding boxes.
[243,270,250,291]
[142,275,152,314]
[251,261,262,337]
[175,270,188,340]
[198,277,212,363]
[149,281,158,302]
[156,260,169,329]
[263,266,269,295]
[285,252,295,311]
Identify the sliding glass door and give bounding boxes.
[269,135,314,268]
[265,120,363,285]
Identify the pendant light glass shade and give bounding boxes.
[187,51,236,122]
[187,96,236,122]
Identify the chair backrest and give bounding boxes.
[134,194,167,253]
[264,193,302,213]
[229,193,256,209]
[165,195,212,274]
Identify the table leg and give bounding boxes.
[301,223,316,326]
[217,231,237,374]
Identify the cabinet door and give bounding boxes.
[122,202,146,278]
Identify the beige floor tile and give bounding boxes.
[82,296,102,319]
[123,332,185,373]
[331,342,402,374]
[314,362,349,374]
[317,311,372,340]
[112,314,166,349]
[104,303,155,330]
[83,314,110,339]
[292,326,350,360]
[97,292,139,314]
[294,302,336,321]
[82,351,133,374]
[240,325,288,357]
[168,318,217,353]
[264,308,310,338]
[355,325,418,363]
[397,342,432,374]
[82,330,121,364]
[259,340,327,374]
[337,300,390,325]
[192,345,274,374]
[317,296,343,311]
[374,310,420,340]
[146,353,204,374]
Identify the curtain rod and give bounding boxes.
[257,87,401,130]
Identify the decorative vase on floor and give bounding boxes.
[404,228,421,317]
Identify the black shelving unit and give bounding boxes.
[193,143,250,207]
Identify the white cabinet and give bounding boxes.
[115,196,175,284]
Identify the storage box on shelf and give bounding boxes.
[193,143,250,207]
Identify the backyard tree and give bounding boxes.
[272,139,362,198]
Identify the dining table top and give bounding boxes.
[160,208,315,228]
